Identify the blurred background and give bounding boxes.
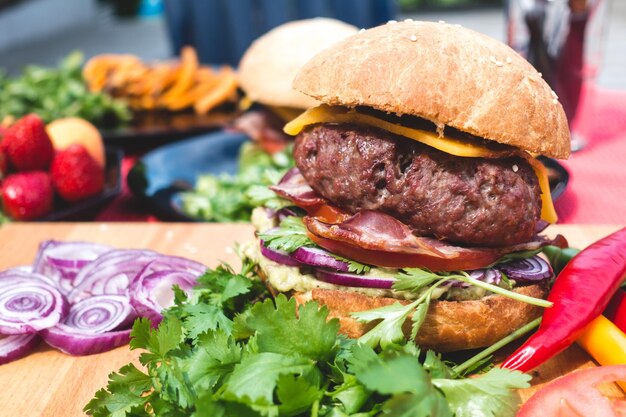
[0,0,622,89]
[0,0,624,225]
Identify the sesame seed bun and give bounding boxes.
[293,21,571,159]
[238,18,358,110]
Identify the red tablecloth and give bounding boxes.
[97,84,626,224]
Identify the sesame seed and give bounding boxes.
[410,35,417,41]
[489,56,497,63]
[552,98,559,104]
[438,20,446,24]
[387,20,397,24]
[512,164,519,172]
[404,18,413,22]
[538,72,543,78]
[454,24,462,28]
[506,57,512,64]
[496,61,503,67]
[359,28,366,33]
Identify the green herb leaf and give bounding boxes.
[257,216,315,253]
[433,368,531,417]
[83,364,151,417]
[180,142,293,222]
[130,316,183,366]
[349,346,452,417]
[223,352,314,405]
[394,268,447,292]
[239,295,340,362]
[276,374,323,416]
[331,254,372,274]
[183,329,242,393]
[351,302,414,349]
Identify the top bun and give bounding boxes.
[293,21,571,159]
[238,18,358,110]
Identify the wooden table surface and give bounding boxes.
[0,222,622,416]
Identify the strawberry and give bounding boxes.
[1,114,54,171]
[1,171,54,220]
[50,144,104,202]
[0,148,7,179]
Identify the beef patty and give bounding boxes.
[294,124,542,247]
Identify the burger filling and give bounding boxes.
[294,123,541,247]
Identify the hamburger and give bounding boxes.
[247,21,570,352]
[234,18,358,154]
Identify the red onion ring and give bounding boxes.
[68,249,159,303]
[130,270,197,324]
[450,268,502,288]
[0,334,39,365]
[40,295,136,356]
[129,255,204,324]
[41,327,131,356]
[259,240,301,266]
[293,246,350,272]
[33,241,112,295]
[497,256,553,281]
[0,271,68,334]
[314,269,395,289]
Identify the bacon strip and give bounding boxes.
[273,169,566,270]
[270,168,325,207]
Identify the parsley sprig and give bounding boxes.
[257,216,316,253]
[85,264,530,417]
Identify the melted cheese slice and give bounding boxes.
[284,104,557,224]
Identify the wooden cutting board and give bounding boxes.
[0,223,622,416]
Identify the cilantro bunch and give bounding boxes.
[0,52,130,126]
[85,262,530,417]
[180,142,293,222]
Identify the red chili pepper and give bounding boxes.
[605,288,626,333]
[501,227,626,372]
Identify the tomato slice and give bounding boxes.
[307,203,351,224]
[518,365,626,417]
[307,232,500,271]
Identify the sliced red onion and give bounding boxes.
[40,327,131,356]
[40,295,136,356]
[64,295,136,333]
[497,256,553,281]
[293,246,350,272]
[315,269,394,289]
[130,269,198,324]
[0,271,68,334]
[33,241,112,294]
[0,268,57,288]
[450,268,502,288]
[0,334,39,365]
[137,255,206,276]
[259,240,301,266]
[68,249,159,303]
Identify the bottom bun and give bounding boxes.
[292,285,547,352]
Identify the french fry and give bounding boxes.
[83,47,238,113]
[194,67,238,114]
[159,46,199,106]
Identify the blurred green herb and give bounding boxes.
[180,142,293,222]
[0,52,131,126]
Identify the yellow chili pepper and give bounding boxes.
[577,315,626,391]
